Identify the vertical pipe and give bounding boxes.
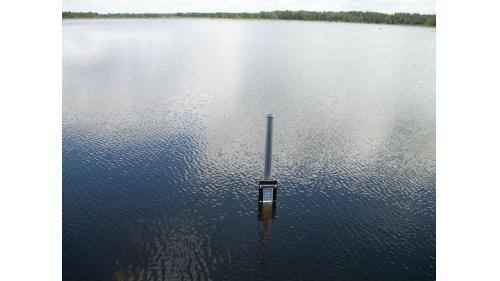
[264,114,274,180]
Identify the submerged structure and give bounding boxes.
[258,114,278,204]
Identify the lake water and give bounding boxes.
[63,19,435,281]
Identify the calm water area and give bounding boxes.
[63,19,435,281]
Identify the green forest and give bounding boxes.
[62,11,436,27]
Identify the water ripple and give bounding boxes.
[63,19,435,281]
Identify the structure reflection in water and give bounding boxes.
[258,202,276,221]
[258,201,276,273]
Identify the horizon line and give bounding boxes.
[62,10,436,16]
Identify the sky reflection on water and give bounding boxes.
[63,19,435,281]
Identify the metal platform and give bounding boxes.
[259,179,278,185]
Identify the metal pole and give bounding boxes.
[264,114,274,180]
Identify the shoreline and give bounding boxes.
[62,11,436,27]
[62,16,436,28]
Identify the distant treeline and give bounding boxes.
[62,11,436,27]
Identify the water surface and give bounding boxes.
[63,19,435,281]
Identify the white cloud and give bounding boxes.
[63,0,435,14]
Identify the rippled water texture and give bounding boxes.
[63,19,435,281]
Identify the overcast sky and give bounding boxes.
[62,0,435,14]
